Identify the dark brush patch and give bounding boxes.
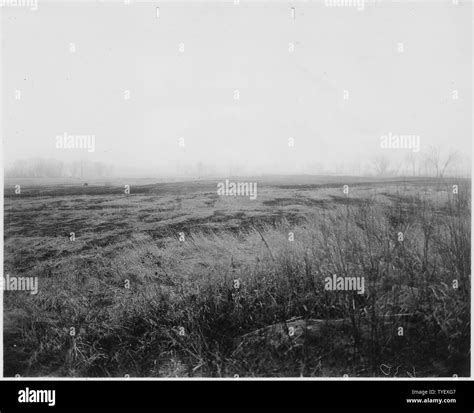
[263,197,330,208]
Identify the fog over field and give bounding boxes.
[2,0,472,177]
[1,0,472,378]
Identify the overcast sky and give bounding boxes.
[1,0,472,175]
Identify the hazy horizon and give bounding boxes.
[2,0,472,177]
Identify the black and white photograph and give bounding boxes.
[1,0,471,382]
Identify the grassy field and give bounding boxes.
[3,176,471,377]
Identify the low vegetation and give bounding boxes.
[3,177,470,377]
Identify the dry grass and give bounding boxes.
[3,177,470,377]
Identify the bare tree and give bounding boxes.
[425,146,459,179]
[404,152,419,176]
[372,155,391,176]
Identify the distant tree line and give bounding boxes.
[306,147,469,178]
[6,147,469,179]
[371,146,466,178]
[5,158,114,179]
